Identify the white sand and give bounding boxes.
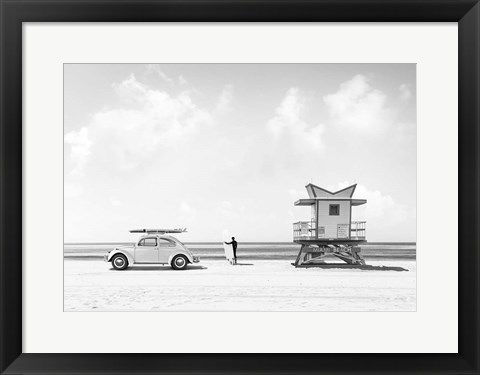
[64,259,416,312]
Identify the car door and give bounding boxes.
[157,238,176,263]
[134,237,159,263]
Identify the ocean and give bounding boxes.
[64,242,416,261]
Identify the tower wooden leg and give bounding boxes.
[332,245,366,265]
[294,244,306,267]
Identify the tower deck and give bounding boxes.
[293,220,366,242]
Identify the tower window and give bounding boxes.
[329,204,340,216]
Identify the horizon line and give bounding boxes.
[64,241,417,245]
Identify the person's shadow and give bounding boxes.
[233,262,254,266]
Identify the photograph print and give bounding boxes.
[64,63,416,311]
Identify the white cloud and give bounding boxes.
[399,83,412,101]
[218,200,233,213]
[180,202,197,222]
[65,183,84,198]
[64,127,92,175]
[335,182,412,228]
[323,75,391,132]
[65,74,212,174]
[179,75,188,86]
[217,201,239,218]
[356,185,409,224]
[267,88,324,150]
[216,84,234,112]
[147,65,189,87]
[221,201,233,210]
[146,65,175,85]
[110,199,122,207]
[287,188,303,201]
[113,73,149,102]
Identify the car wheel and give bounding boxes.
[171,255,188,270]
[111,254,128,270]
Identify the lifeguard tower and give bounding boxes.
[292,183,367,267]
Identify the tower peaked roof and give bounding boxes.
[305,183,357,199]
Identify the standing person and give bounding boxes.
[224,237,238,264]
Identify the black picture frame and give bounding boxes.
[1,0,479,374]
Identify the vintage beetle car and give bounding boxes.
[104,229,199,270]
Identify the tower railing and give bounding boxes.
[293,221,366,241]
[292,220,316,240]
[350,221,366,240]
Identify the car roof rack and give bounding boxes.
[129,228,187,234]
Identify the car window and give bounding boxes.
[158,239,175,247]
[138,238,157,247]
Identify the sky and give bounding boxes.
[64,64,416,243]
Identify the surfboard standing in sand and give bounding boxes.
[222,231,236,265]
[223,241,235,265]
[225,237,238,265]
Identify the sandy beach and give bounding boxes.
[64,255,416,312]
